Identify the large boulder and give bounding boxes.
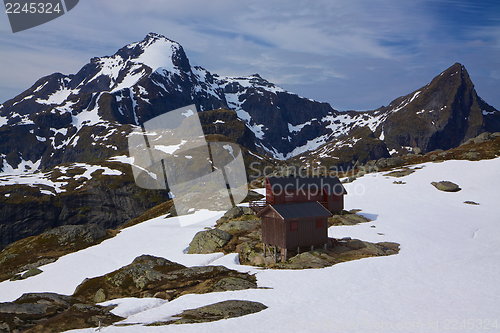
[431,181,461,192]
[188,229,233,254]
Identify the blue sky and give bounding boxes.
[0,0,499,111]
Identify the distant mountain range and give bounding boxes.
[1,33,499,168]
[1,32,499,246]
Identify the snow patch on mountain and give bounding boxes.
[288,120,315,133]
[71,93,106,129]
[0,116,8,127]
[111,65,148,93]
[36,87,78,105]
[483,110,496,116]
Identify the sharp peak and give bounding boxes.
[129,33,181,50]
[142,32,178,45]
[441,62,468,75]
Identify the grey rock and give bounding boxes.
[188,229,232,254]
[277,252,337,269]
[72,303,102,312]
[15,258,57,276]
[473,132,492,144]
[386,157,404,167]
[384,169,415,177]
[168,266,230,280]
[375,158,387,169]
[212,277,257,292]
[462,151,480,160]
[330,213,370,226]
[181,300,267,320]
[149,300,267,325]
[218,220,260,233]
[110,263,164,289]
[215,206,255,226]
[15,293,74,308]
[431,181,461,192]
[0,303,47,315]
[20,268,42,279]
[461,138,475,146]
[0,322,10,332]
[104,255,183,290]
[464,201,480,205]
[44,224,107,246]
[94,289,106,303]
[413,147,422,155]
[345,239,367,250]
[492,132,500,138]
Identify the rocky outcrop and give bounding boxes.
[272,240,400,269]
[215,206,256,226]
[147,300,268,326]
[0,293,122,332]
[0,224,112,282]
[187,207,399,269]
[73,255,258,303]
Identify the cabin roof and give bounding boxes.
[266,176,347,195]
[258,201,333,220]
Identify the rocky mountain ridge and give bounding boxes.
[1,33,499,247]
[1,34,499,170]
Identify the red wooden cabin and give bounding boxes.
[252,176,347,213]
[257,201,333,262]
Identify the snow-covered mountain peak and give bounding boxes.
[119,33,186,73]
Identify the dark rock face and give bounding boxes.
[0,163,170,247]
[377,63,500,153]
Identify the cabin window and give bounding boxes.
[290,220,298,231]
[316,219,324,228]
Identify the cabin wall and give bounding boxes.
[285,217,328,248]
[261,211,286,248]
[328,194,344,212]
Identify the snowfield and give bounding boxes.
[1,158,499,332]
